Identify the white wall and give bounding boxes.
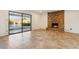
[40,13,48,29]
[32,12,41,30]
[0,10,8,36]
[32,12,48,30]
[64,10,79,33]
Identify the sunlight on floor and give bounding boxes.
[8,31,31,48]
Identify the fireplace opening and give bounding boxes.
[52,23,58,28]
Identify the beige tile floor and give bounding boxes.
[0,30,79,49]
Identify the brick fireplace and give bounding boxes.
[48,10,64,31]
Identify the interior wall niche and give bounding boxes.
[48,10,64,31]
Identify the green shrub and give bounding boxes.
[9,21,14,25]
[23,23,31,26]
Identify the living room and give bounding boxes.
[0,10,79,48]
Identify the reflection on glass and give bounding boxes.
[9,15,22,34]
[23,15,31,31]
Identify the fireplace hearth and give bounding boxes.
[52,23,58,28]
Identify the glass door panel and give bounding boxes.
[9,14,22,34]
[22,14,31,32]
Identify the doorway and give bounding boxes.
[9,11,32,34]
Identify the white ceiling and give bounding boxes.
[28,10,59,13]
[16,10,61,14]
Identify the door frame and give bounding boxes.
[8,11,32,35]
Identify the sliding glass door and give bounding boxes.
[9,11,31,34]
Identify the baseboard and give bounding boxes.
[0,35,9,39]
